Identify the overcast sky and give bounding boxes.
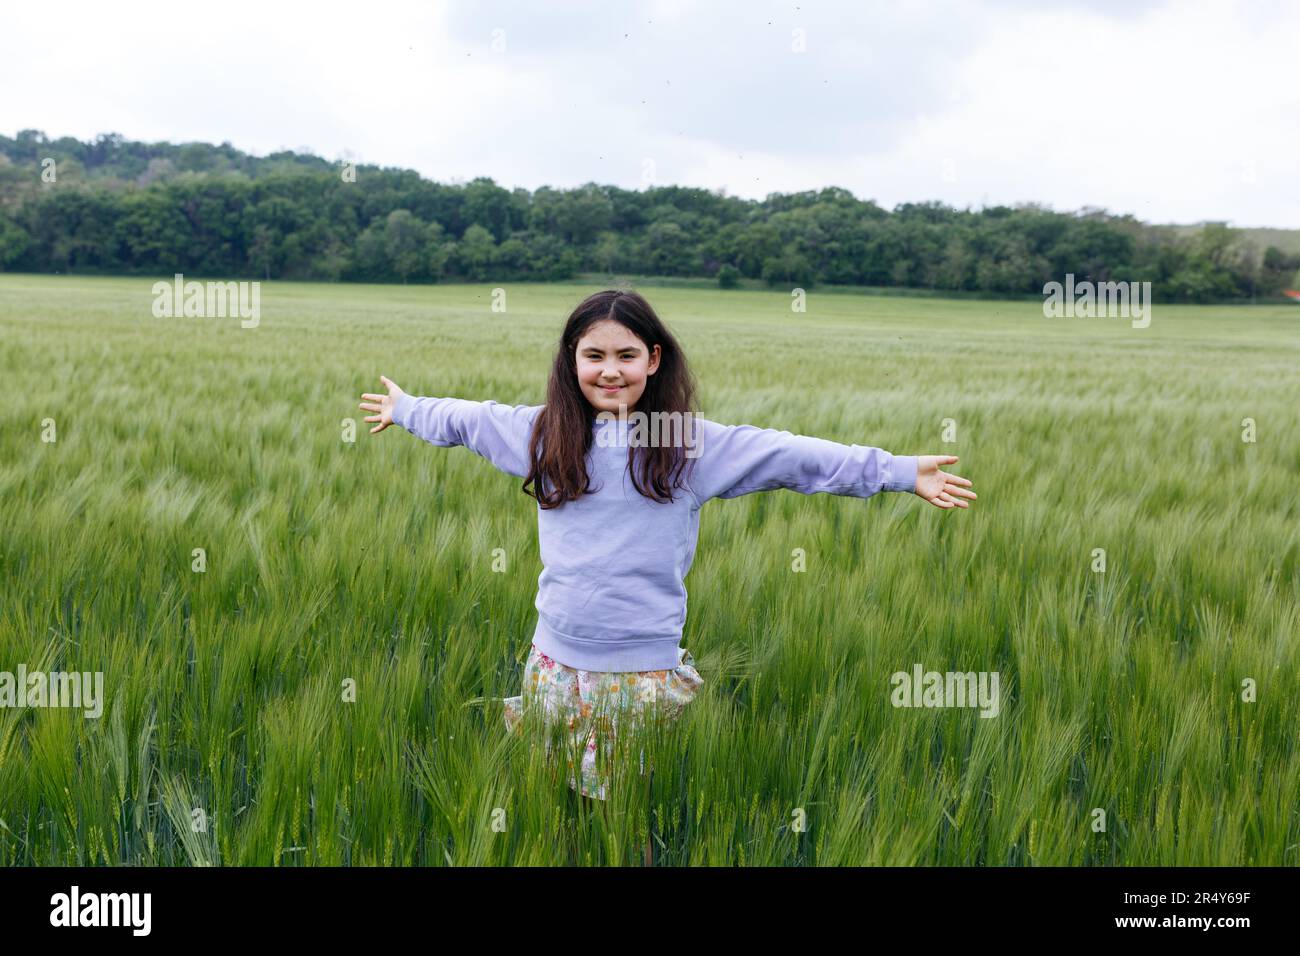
[3,0,1296,227]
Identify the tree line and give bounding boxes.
[2,130,1297,302]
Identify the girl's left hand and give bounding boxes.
[914,455,976,509]
[359,375,406,434]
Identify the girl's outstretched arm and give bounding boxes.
[359,375,540,478]
[687,417,975,510]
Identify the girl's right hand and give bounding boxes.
[914,455,976,509]
[359,375,406,434]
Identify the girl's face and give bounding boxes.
[575,319,661,415]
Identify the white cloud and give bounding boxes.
[0,0,1295,226]
[862,0,1300,226]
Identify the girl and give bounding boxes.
[359,289,975,810]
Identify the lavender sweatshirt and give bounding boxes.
[392,394,918,672]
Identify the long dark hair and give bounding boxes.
[523,289,698,509]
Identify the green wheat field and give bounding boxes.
[1,274,1296,866]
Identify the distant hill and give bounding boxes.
[0,130,333,183]
[1164,223,1300,265]
[2,130,1297,302]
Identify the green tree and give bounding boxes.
[457,224,497,280]
[384,209,426,283]
[592,231,621,273]
[0,216,30,269]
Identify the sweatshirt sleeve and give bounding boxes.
[391,393,540,479]
[687,417,918,505]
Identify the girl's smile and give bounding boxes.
[576,318,661,414]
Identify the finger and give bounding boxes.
[944,485,977,500]
[359,402,382,412]
[361,393,386,403]
[363,414,381,423]
[369,422,385,434]
[928,495,954,509]
[936,456,958,465]
[941,472,973,488]
[939,491,969,508]
[380,375,395,391]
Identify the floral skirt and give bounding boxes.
[503,642,704,801]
